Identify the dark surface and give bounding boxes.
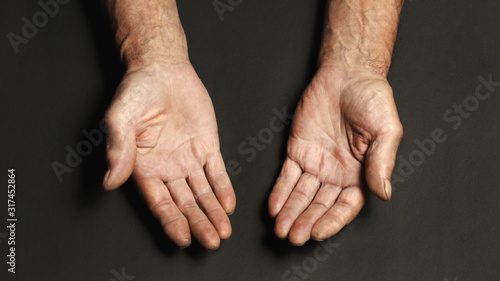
[1,0,499,280]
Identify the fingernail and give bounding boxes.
[178,237,191,249]
[102,170,110,188]
[384,179,392,201]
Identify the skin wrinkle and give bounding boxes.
[288,136,352,186]
[344,125,367,163]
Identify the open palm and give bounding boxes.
[269,67,403,245]
[103,63,235,249]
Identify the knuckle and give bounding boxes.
[385,120,404,140]
[161,215,185,229]
[292,189,311,202]
[104,111,119,129]
[311,201,330,211]
[394,122,404,138]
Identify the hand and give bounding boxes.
[268,66,403,245]
[103,62,236,249]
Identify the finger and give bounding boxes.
[311,186,366,241]
[103,114,137,190]
[187,169,232,239]
[365,122,403,201]
[288,184,341,245]
[274,173,320,239]
[167,178,221,249]
[205,153,236,215]
[268,157,302,218]
[136,179,191,248]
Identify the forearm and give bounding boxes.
[102,0,189,70]
[319,0,404,77]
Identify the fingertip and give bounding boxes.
[365,130,401,201]
[216,217,232,240]
[289,241,305,246]
[102,170,120,191]
[311,237,325,242]
[205,237,221,250]
[192,221,221,250]
[311,234,328,242]
[311,219,340,241]
[365,167,390,201]
[165,218,192,248]
[274,222,289,240]
[373,186,390,201]
[177,238,191,249]
[102,170,112,190]
[104,129,136,191]
[223,197,236,215]
[268,207,278,219]
[311,221,332,241]
[288,221,313,246]
[102,171,128,191]
[219,229,231,240]
[288,233,308,246]
[311,223,326,240]
[311,228,329,242]
[384,178,392,201]
[275,232,287,240]
[171,231,191,249]
[268,194,281,218]
[214,185,236,215]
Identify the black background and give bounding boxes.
[1,0,499,280]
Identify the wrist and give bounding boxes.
[119,31,190,72]
[318,47,391,79]
[317,64,388,88]
[123,50,190,73]
[113,3,190,71]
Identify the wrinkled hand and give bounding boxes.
[103,63,236,249]
[268,67,403,245]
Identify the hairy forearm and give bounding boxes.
[102,0,189,69]
[319,0,404,76]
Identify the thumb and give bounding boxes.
[365,125,403,201]
[102,116,137,191]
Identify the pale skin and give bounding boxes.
[102,0,404,248]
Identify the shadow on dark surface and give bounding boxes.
[76,0,122,209]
